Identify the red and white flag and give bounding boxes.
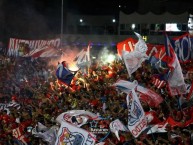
[117,38,137,56]
[122,32,148,77]
[113,80,163,108]
[137,85,163,107]
[151,76,166,89]
[164,34,187,96]
[145,111,162,125]
[23,45,58,58]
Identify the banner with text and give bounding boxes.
[8,38,61,57]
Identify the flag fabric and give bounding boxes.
[32,125,58,145]
[23,45,59,58]
[149,46,171,80]
[122,32,148,77]
[137,85,163,107]
[55,121,95,145]
[151,75,167,89]
[56,63,74,86]
[117,38,137,56]
[172,33,193,62]
[113,80,163,108]
[56,110,100,127]
[146,121,168,134]
[113,80,138,94]
[145,111,162,125]
[127,89,147,138]
[109,119,128,141]
[127,90,147,138]
[122,50,147,77]
[36,122,49,132]
[164,34,187,96]
[74,43,91,74]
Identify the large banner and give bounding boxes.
[172,33,193,62]
[55,121,95,145]
[117,37,163,59]
[127,90,147,138]
[8,38,61,57]
[117,33,193,63]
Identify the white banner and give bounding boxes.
[8,38,60,57]
[127,89,147,138]
[109,119,128,140]
[55,121,95,145]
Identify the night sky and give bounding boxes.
[0,0,193,42]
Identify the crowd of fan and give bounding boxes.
[0,52,193,145]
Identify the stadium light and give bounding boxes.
[131,24,136,30]
[80,19,83,23]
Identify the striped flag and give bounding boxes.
[151,75,166,89]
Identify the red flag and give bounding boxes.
[137,85,163,107]
[117,38,137,56]
[145,111,162,125]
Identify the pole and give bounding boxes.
[61,0,63,47]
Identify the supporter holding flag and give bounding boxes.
[56,61,74,86]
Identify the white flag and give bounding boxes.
[113,80,138,94]
[109,119,128,140]
[147,122,168,134]
[56,110,100,127]
[127,89,147,138]
[74,43,91,74]
[122,32,148,77]
[55,121,95,145]
[32,125,58,145]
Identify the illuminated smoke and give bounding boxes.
[48,45,80,71]
[97,46,116,65]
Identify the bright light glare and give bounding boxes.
[106,54,116,63]
[68,63,79,71]
[165,23,181,32]
[112,19,116,23]
[131,24,136,30]
[80,19,83,23]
